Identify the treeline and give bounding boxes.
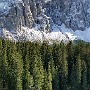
[0,39,90,90]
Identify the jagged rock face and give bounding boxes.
[1,0,90,32]
[0,0,51,32]
[45,0,90,31]
[0,0,79,42]
[0,0,34,31]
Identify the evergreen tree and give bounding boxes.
[6,41,16,90]
[86,47,90,89]
[75,54,82,90]
[43,71,49,90]
[66,41,74,83]
[61,44,68,90]
[52,67,60,90]
[70,55,82,90]
[70,64,76,90]
[52,43,62,69]
[32,45,44,90]
[81,60,87,90]
[0,39,3,90]
[23,42,34,90]
[1,40,9,90]
[47,63,52,90]
[40,42,48,70]
[11,45,23,90]
[33,55,44,90]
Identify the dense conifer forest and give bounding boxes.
[0,38,90,90]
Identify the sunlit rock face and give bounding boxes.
[45,0,90,31]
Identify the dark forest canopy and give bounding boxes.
[0,38,90,90]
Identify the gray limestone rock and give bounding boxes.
[1,0,90,32]
[45,0,90,31]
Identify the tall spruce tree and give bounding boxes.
[70,54,82,90]
[23,42,34,90]
[43,71,49,90]
[0,39,3,90]
[75,54,82,90]
[61,44,68,90]
[52,67,60,90]
[81,60,87,90]
[1,40,9,90]
[66,41,74,83]
[40,42,48,70]
[11,44,23,90]
[32,44,44,90]
[47,63,52,90]
[70,64,76,90]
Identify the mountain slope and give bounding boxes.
[0,0,90,42]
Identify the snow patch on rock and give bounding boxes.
[52,24,90,42]
[0,25,76,43]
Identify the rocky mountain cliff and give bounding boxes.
[0,0,90,42]
[0,0,51,32]
[45,0,90,31]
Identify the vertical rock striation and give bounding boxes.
[0,0,51,32]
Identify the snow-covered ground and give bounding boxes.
[1,21,90,43]
[0,25,76,43]
[45,0,51,3]
[1,21,90,42]
[52,24,90,42]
